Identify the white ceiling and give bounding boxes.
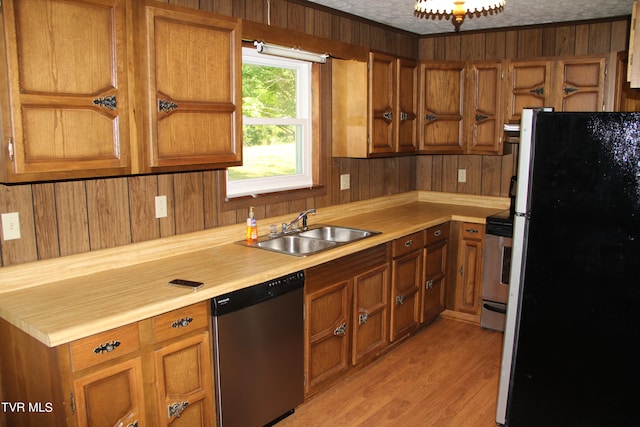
[304,0,635,35]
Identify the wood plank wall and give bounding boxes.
[0,0,634,267]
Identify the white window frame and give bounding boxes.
[226,47,313,198]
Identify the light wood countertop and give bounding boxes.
[0,191,509,347]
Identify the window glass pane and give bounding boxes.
[242,64,296,119]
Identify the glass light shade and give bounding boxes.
[415,0,505,24]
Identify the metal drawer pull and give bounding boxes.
[465,228,479,234]
[168,401,189,418]
[434,230,442,237]
[93,340,120,354]
[358,312,369,325]
[396,295,405,305]
[404,239,413,247]
[171,317,193,328]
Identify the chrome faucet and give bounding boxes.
[282,209,316,233]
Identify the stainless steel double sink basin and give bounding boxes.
[240,225,381,256]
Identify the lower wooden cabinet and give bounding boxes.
[304,245,390,397]
[0,301,215,427]
[447,222,485,319]
[422,223,449,324]
[390,231,424,342]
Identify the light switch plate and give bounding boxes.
[340,174,350,190]
[1,212,21,240]
[457,169,467,183]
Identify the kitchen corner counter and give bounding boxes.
[0,191,509,347]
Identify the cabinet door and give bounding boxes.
[73,357,146,427]
[153,331,215,427]
[369,53,396,155]
[396,59,419,153]
[0,0,130,181]
[419,62,465,154]
[506,60,552,122]
[466,62,503,155]
[555,57,605,112]
[352,264,389,365]
[305,280,351,396]
[456,223,485,316]
[142,4,242,172]
[390,250,422,342]
[423,239,448,324]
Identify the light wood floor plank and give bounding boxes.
[279,318,503,426]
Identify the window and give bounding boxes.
[226,47,314,198]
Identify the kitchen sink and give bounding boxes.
[298,226,377,242]
[240,225,381,256]
[256,235,336,255]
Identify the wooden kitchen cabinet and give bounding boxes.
[0,301,215,427]
[505,55,609,122]
[304,245,389,397]
[139,2,242,172]
[332,53,418,157]
[448,222,485,319]
[0,0,242,182]
[390,231,424,342]
[419,61,503,155]
[421,223,449,324]
[0,0,132,182]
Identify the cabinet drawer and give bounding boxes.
[461,223,484,240]
[151,301,209,343]
[70,323,140,372]
[425,223,449,245]
[392,231,425,258]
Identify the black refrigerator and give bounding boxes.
[496,110,640,426]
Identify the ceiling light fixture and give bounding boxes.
[414,0,505,30]
[254,41,328,63]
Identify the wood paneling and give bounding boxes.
[0,5,634,267]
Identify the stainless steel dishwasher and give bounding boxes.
[211,271,304,427]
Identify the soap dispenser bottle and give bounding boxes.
[246,207,258,242]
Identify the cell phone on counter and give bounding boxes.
[169,279,204,290]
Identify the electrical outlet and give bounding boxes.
[155,195,168,219]
[1,212,21,240]
[340,174,350,190]
[458,169,467,183]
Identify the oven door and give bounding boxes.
[482,234,511,304]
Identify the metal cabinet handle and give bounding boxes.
[383,111,393,121]
[404,239,413,247]
[475,114,488,121]
[358,311,369,325]
[168,401,189,418]
[529,87,544,95]
[127,421,138,427]
[92,95,117,110]
[425,114,437,121]
[334,322,347,336]
[396,295,405,305]
[433,229,442,237]
[426,279,434,289]
[158,98,178,113]
[564,86,578,94]
[400,111,409,121]
[93,340,120,354]
[171,317,193,328]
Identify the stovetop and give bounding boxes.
[486,209,513,237]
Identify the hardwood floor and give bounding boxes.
[279,317,503,427]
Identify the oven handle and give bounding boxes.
[483,303,507,314]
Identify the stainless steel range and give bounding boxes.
[481,209,513,331]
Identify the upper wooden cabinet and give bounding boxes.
[419,62,465,154]
[0,0,241,182]
[505,56,608,123]
[419,61,503,155]
[627,0,640,88]
[140,2,242,173]
[0,0,132,182]
[332,53,419,158]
